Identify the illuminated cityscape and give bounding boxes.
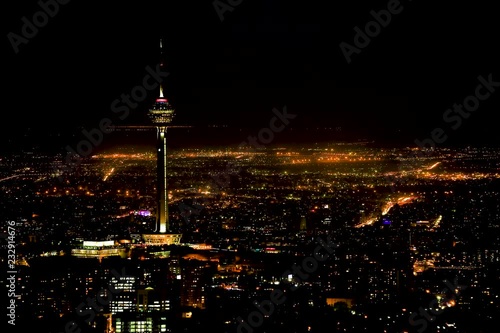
[3,2,500,333]
[2,142,500,332]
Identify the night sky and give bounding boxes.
[3,0,500,150]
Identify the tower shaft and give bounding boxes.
[156,126,169,233]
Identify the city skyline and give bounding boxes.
[2,1,500,333]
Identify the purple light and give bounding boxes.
[133,210,151,216]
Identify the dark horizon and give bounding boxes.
[3,0,500,152]
[3,124,500,156]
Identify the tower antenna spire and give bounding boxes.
[159,37,165,98]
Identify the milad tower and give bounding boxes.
[142,39,182,246]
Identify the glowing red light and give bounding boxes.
[156,98,168,103]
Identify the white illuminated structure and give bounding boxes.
[71,240,126,259]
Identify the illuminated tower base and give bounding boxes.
[142,233,182,245]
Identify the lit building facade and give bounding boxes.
[71,240,127,259]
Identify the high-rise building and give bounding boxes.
[109,275,137,314]
[180,259,216,309]
[300,215,307,230]
[110,267,174,333]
